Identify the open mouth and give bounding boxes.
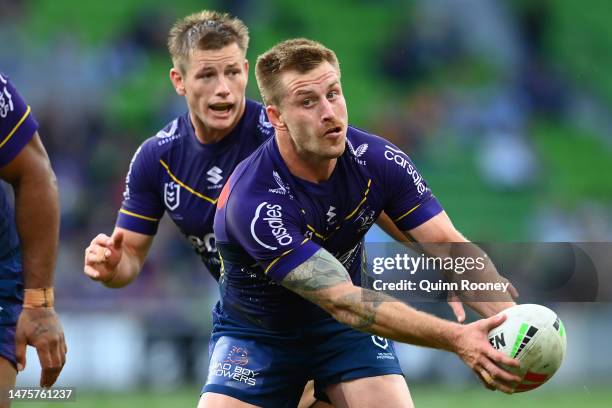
[324,126,343,136]
[209,103,234,113]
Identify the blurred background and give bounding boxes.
[1,0,611,406]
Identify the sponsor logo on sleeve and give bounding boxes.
[122,145,143,201]
[164,181,181,210]
[0,77,14,118]
[384,145,427,195]
[250,202,293,250]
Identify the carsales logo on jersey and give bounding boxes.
[384,145,427,195]
[251,202,293,250]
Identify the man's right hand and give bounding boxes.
[453,313,522,394]
[84,231,124,283]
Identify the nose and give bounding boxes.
[319,98,336,122]
[215,78,230,97]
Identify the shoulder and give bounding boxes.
[227,139,282,199]
[132,114,189,160]
[345,125,399,159]
[244,99,275,141]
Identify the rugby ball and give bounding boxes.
[488,304,566,392]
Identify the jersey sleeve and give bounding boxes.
[380,142,443,231]
[0,73,38,167]
[222,191,320,282]
[115,141,164,235]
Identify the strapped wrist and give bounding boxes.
[23,287,54,309]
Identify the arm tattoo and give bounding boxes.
[282,248,394,331]
[282,248,351,293]
[334,289,390,330]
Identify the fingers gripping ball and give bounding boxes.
[488,304,567,392]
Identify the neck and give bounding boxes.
[276,133,337,183]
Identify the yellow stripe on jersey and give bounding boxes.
[264,248,295,274]
[306,224,326,240]
[344,179,372,220]
[119,208,159,222]
[393,204,421,223]
[159,159,217,204]
[0,105,31,149]
[264,237,312,274]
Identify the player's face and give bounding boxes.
[277,62,348,160]
[177,43,248,138]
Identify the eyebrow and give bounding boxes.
[293,80,340,96]
[196,62,240,73]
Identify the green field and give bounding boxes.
[11,385,612,408]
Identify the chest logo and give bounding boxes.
[207,166,224,185]
[164,182,180,211]
[326,206,337,224]
[269,171,289,195]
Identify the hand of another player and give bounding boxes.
[453,313,521,394]
[15,308,67,387]
[83,231,124,282]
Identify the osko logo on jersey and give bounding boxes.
[384,145,427,195]
[251,202,293,250]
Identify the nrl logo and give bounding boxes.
[164,182,180,211]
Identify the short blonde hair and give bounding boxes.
[167,10,249,72]
[255,38,340,106]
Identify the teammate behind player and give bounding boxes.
[83,10,271,286]
[82,11,331,408]
[0,73,66,407]
[205,39,520,407]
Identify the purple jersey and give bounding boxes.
[116,99,274,279]
[1,72,38,300]
[214,126,443,329]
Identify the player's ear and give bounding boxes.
[170,67,186,96]
[266,105,286,131]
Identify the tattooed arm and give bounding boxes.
[282,248,458,350]
[281,248,522,393]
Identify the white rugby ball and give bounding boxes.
[488,304,567,392]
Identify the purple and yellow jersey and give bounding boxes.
[1,72,38,300]
[214,127,443,329]
[116,99,274,279]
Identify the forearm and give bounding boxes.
[282,248,461,352]
[14,167,59,288]
[329,285,460,351]
[102,247,143,288]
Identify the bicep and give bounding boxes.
[0,132,54,184]
[404,211,466,243]
[281,247,354,309]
